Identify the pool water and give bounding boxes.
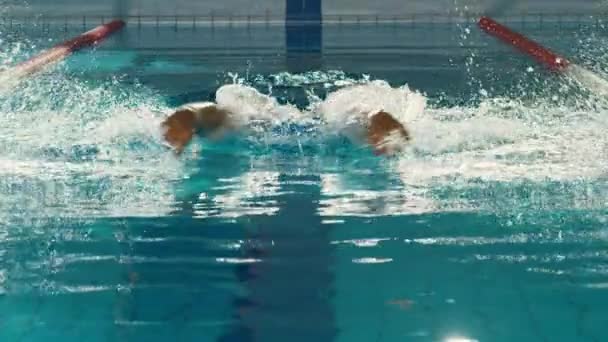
[1,20,608,342]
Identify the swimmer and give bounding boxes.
[161,83,414,156]
[162,84,294,154]
[316,82,419,155]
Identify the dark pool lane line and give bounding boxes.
[217,173,337,342]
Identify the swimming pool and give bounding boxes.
[1,17,608,342]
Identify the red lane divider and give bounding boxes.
[478,16,569,71]
[9,19,125,78]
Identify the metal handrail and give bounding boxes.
[0,12,605,33]
[0,12,605,23]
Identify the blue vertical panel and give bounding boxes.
[286,0,322,22]
[286,0,323,72]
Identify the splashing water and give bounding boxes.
[566,64,608,99]
[0,44,186,225]
[169,69,608,221]
[245,71,608,185]
[1,30,607,225]
[254,70,608,219]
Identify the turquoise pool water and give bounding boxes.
[1,20,608,341]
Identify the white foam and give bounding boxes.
[215,84,302,126]
[394,104,608,185]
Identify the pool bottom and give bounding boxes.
[1,205,607,342]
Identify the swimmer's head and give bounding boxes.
[162,108,197,154]
[367,110,410,156]
[162,102,230,154]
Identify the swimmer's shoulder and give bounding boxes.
[180,101,217,113]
